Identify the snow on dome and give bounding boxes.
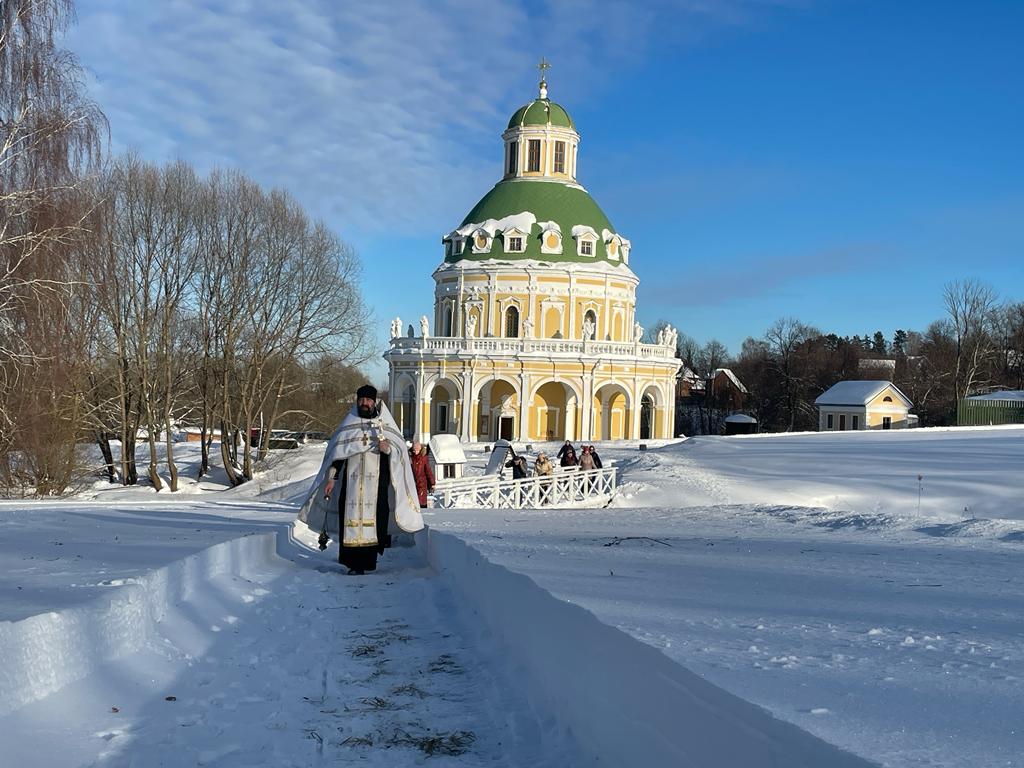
[967,390,1024,401]
[537,220,561,233]
[571,224,597,239]
[435,257,636,279]
[455,211,537,240]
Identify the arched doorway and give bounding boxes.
[640,394,655,440]
[395,379,416,439]
[429,381,460,435]
[531,381,576,441]
[476,379,518,441]
[593,384,631,440]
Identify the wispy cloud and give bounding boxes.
[67,0,800,241]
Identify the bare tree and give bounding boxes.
[1,0,104,492]
[765,317,817,431]
[943,279,998,401]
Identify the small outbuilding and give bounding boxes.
[724,413,758,435]
[958,391,1024,426]
[428,433,467,479]
[815,381,913,431]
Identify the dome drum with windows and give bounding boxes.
[385,69,680,444]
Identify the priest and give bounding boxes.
[299,384,424,574]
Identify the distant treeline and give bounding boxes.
[655,281,1024,433]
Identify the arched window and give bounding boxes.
[583,309,597,339]
[883,396,893,402]
[505,306,520,338]
[443,305,453,336]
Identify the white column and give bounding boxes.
[631,385,642,440]
[517,373,530,443]
[461,371,473,442]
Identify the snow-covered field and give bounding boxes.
[1,428,1022,766]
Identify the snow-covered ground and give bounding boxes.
[1,429,1022,766]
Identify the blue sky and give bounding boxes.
[67,0,1023,380]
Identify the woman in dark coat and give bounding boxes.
[409,439,435,508]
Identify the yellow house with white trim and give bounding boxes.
[815,381,914,431]
[384,75,680,443]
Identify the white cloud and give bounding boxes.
[67,0,796,241]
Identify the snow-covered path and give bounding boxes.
[1,542,582,767]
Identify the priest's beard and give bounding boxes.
[357,403,375,418]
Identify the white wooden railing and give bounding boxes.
[433,466,617,509]
[388,336,675,360]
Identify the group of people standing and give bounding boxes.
[555,441,603,471]
[504,441,604,480]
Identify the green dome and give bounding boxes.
[450,181,621,264]
[507,99,575,130]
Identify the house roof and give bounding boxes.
[711,368,748,394]
[967,390,1024,401]
[429,434,466,464]
[815,380,912,407]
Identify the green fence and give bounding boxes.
[957,399,1024,426]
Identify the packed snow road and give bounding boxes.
[1,541,583,767]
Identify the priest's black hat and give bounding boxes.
[356,384,378,400]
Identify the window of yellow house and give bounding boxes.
[580,239,593,256]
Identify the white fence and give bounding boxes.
[433,466,617,509]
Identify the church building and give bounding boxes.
[385,72,680,443]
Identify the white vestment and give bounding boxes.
[298,402,423,546]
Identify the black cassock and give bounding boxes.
[331,456,392,572]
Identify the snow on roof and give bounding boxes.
[435,257,637,280]
[815,380,910,407]
[967,390,1024,401]
[571,224,597,239]
[537,220,561,233]
[429,434,467,464]
[724,414,757,423]
[712,368,748,394]
[454,212,538,239]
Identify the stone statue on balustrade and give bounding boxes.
[523,316,534,338]
[390,317,402,340]
[420,315,429,338]
[582,317,595,341]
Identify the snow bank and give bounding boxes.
[0,532,279,718]
[421,529,878,768]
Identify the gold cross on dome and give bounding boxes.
[537,57,550,81]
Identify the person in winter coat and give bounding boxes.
[505,449,528,479]
[556,440,573,461]
[578,446,596,471]
[588,445,603,469]
[560,445,578,467]
[534,452,554,505]
[409,439,435,508]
